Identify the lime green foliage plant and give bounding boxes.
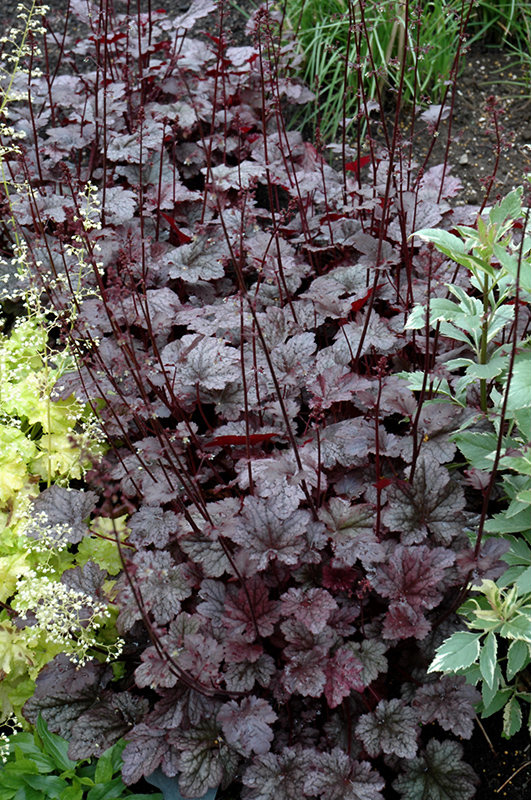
[0,715,161,800]
[0,2,125,728]
[0,312,126,726]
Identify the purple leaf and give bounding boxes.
[280,588,338,635]
[242,746,315,800]
[224,654,276,692]
[225,497,310,571]
[305,749,385,800]
[122,724,180,785]
[356,699,419,760]
[164,236,228,283]
[225,576,280,642]
[217,697,277,755]
[29,486,98,545]
[170,720,240,798]
[393,738,479,800]
[324,647,365,708]
[165,0,218,31]
[282,649,327,698]
[61,561,106,601]
[319,498,384,567]
[160,334,241,392]
[412,676,481,739]
[345,639,388,687]
[67,692,148,760]
[22,655,112,738]
[135,647,179,690]
[117,550,192,629]
[127,505,178,549]
[382,456,466,545]
[372,544,455,639]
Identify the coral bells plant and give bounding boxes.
[0,0,521,797]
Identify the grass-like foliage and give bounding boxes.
[283,0,531,142]
[0,0,529,798]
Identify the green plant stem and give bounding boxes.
[480,272,490,412]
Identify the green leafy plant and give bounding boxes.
[0,715,161,800]
[403,186,530,412]
[400,185,531,738]
[429,578,531,738]
[0,309,127,726]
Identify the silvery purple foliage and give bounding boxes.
[11,1,510,797]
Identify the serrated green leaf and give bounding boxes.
[503,697,522,738]
[506,360,531,411]
[479,632,497,689]
[500,613,531,642]
[507,640,530,680]
[515,566,531,594]
[479,687,513,717]
[489,187,522,228]
[428,632,481,674]
[481,663,502,709]
[485,506,531,534]
[454,664,482,685]
[500,535,531,566]
[466,358,508,380]
[515,408,531,442]
[452,430,500,470]
[413,228,467,254]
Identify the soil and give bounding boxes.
[3,1,531,797]
[461,714,531,800]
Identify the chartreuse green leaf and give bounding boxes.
[428,631,481,674]
[59,786,83,800]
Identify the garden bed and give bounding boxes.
[1,2,531,800]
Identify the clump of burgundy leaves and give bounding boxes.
[2,0,509,798]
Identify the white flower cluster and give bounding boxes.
[14,572,124,665]
[0,3,49,70]
[0,717,21,763]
